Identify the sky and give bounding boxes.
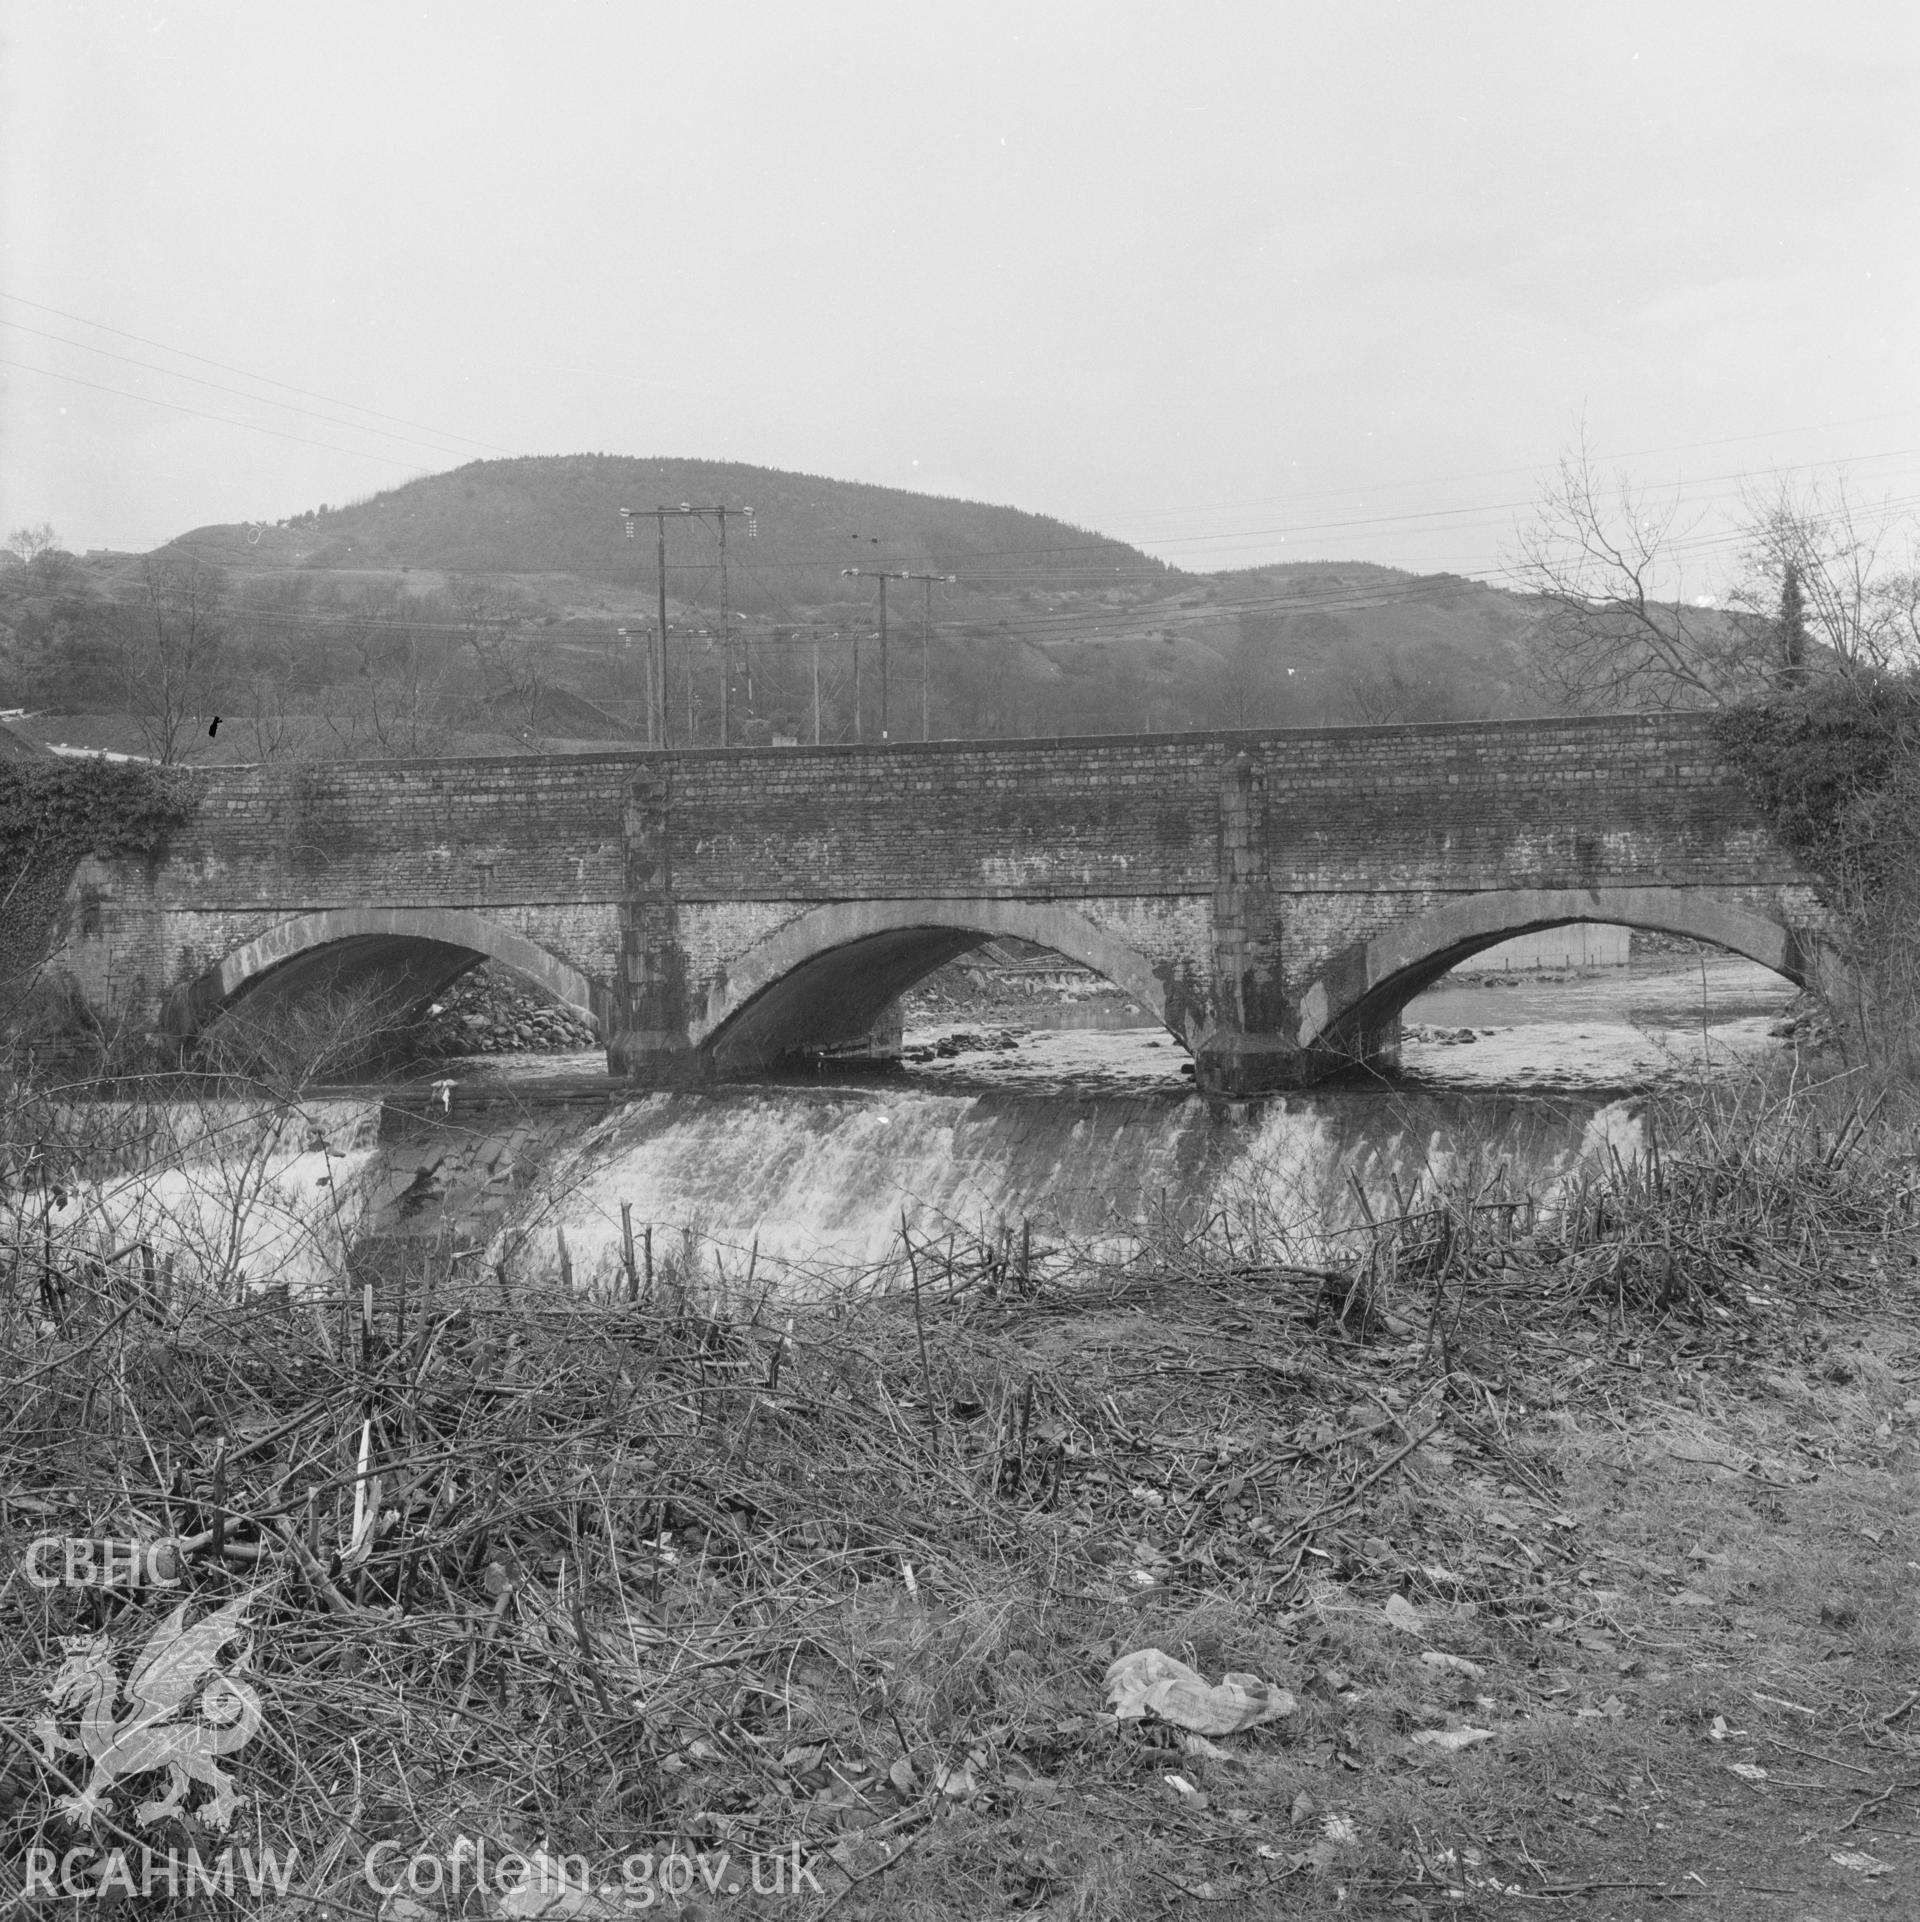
[2,0,1916,585]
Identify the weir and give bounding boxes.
[73,1079,1642,1297]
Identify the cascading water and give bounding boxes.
[499,1082,1644,1297]
[474,953,1791,1297]
[41,953,1786,1298]
[34,1098,383,1298]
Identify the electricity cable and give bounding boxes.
[0,357,443,472]
[0,289,518,457]
[0,318,510,465]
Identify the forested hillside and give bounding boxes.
[0,457,1555,760]
[164,455,1168,609]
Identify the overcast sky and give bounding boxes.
[3,1,1915,582]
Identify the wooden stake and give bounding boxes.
[209,1438,226,1561]
[619,1203,638,1300]
[904,1211,935,1431]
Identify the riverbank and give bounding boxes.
[4,1070,1916,1919]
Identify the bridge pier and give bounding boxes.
[1195,751,1318,1092]
[611,769,701,1080]
[1191,1014,1401,1095]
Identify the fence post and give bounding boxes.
[620,1203,638,1299]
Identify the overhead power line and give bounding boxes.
[0,288,517,457]
[0,317,503,466]
[0,356,445,471]
[1072,407,1920,530]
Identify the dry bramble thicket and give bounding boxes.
[4,1057,1920,1919]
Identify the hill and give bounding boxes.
[161,455,1171,612]
[5,458,1559,753]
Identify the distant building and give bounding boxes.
[1475,925,1631,971]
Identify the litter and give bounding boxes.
[1104,1647,1296,1734]
[1411,1727,1493,1752]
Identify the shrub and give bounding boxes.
[1713,675,1920,1067]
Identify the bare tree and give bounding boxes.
[1336,653,1464,726]
[117,555,229,762]
[321,585,454,757]
[1507,433,1772,711]
[3,521,62,567]
[1732,474,1920,681]
[1,522,77,596]
[236,665,313,762]
[1511,437,1920,711]
[445,573,546,741]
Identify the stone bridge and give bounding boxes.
[51,713,1834,1092]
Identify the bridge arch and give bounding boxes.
[165,907,608,1038]
[1295,886,1829,1055]
[698,897,1175,1073]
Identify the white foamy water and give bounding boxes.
[456,955,1795,1298]
[36,1098,381,1298]
[268,951,1802,1306]
[502,1083,1645,1298]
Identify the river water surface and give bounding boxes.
[439,954,1797,1294]
[38,957,1802,1300]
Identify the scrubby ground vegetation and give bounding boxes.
[3,1060,1918,1919]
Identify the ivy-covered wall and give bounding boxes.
[1711,678,1920,908]
[0,760,202,1024]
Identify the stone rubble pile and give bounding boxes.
[419,964,598,1056]
[1768,994,1837,1050]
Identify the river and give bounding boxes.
[41,954,1794,1299]
[413,952,1796,1296]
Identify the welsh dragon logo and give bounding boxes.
[34,1596,264,1831]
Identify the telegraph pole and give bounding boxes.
[654,515,668,742]
[622,503,753,746]
[895,572,955,740]
[718,510,732,739]
[618,509,666,745]
[841,567,911,741]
